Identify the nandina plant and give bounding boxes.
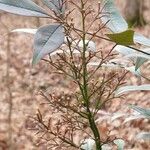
[0,0,150,149]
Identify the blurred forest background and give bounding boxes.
[0,0,150,149]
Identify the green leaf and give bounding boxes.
[115,84,150,96]
[129,105,150,119]
[0,0,49,17]
[135,57,147,70]
[113,139,125,150]
[134,33,150,47]
[43,0,65,15]
[106,29,134,46]
[33,24,64,65]
[101,0,128,33]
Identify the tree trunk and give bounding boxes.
[124,0,145,26]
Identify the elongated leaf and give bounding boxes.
[129,105,150,119]
[135,48,150,70]
[43,0,65,15]
[33,24,64,64]
[115,46,150,69]
[111,112,125,121]
[12,28,37,34]
[125,53,150,60]
[114,45,135,56]
[134,33,150,47]
[101,0,128,33]
[106,29,134,46]
[89,60,141,77]
[124,53,150,70]
[125,66,141,76]
[136,132,150,140]
[135,57,147,70]
[115,84,150,96]
[88,60,141,76]
[124,115,146,124]
[114,45,150,60]
[0,0,49,17]
[114,45,136,62]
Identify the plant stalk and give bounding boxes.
[80,1,102,149]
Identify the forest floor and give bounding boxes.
[0,0,150,150]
